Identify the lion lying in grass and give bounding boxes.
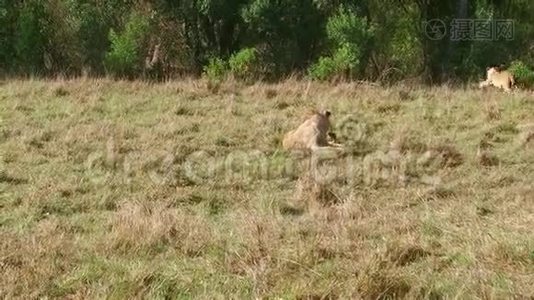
[282,109,342,152]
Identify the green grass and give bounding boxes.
[1,78,534,298]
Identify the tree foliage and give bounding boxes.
[105,12,150,77]
[0,0,533,82]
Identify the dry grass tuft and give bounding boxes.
[426,143,464,168]
[293,172,340,209]
[53,86,70,97]
[396,89,415,101]
[296,293,338,300]
[517,123,534,148]
[389,129,426,154]
[1,218,77,298]
[390,245,432,266]
[356,256,412,299]
[109,201,213,256]
[265,88,278,99]
[485,102,502,120]
[477,147,500,166]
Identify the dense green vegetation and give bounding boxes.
[1,0,534,83]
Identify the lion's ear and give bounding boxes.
[486,66,490,71]
[324,110,331,118]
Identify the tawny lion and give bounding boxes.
[282,109,342,151]
[479,66,516,92]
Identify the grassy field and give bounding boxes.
[1,78,534,299]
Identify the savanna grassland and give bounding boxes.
[1,79,534,299]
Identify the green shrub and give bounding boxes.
[326,6,373,46]
[228,48,259,80]
[308,56,336,81]
[309,6,373,81]
[203,57,228,82]
[334,43,359,69]
[384,16,421,81]
[509,60,534,88]
[309,43,358,81]
[104,11,149,77]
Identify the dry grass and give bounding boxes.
[1,78,534,298]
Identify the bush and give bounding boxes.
[203,57,228,82]
[509,60,534,88]
[309,43,358,81]
[383,16,422,81]
[308,6,373,81]
[326,6,373,47]
[105,11,149,77]
[308,56,336,81]
[228,48,259,80]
